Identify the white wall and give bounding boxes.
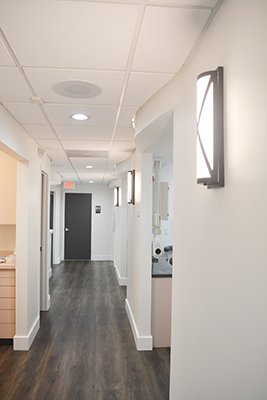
[0,105,51,350]
[126,150,153,350]
[135,0,267,399]
[58,182,113,261]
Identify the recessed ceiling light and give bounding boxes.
[85,165,93,169]
[89,180,94,184]
[71,113,89,121]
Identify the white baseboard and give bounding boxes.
[91,254,113,261]
[125,299,153,351]
[114,263,127,286]
[13,315,40,351]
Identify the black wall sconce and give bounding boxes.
[197,66,224,188]
[114,186,120,207]
[127,170,135,204]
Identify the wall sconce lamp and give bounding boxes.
[197,66,224,188]
[114,186,119,207]
[127,170,135,204]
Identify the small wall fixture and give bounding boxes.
[114,186,120,207]
[197,66,224,188]
[127,170,135,204]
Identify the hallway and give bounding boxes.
[0,261,170,400]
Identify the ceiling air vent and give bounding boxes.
[66,150,108,158]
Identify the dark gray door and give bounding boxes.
[64,193,92,259]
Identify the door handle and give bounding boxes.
[65,228,69,232]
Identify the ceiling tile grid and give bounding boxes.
[0,0,219,183]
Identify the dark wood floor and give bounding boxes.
[0,261,170,400]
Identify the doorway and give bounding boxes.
[64,193,92,259]
[40,172,50,311]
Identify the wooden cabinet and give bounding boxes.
[0,269,15,338]
[151,277,172,348]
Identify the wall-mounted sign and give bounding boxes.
[95,205,101,214]
[64,181,75,189]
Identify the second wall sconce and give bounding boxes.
[114,186,120,207]
[127,170,135,204]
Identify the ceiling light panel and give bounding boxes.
[24,68,124,105]
[0,2,139,70]
[70,158,106,169]
[132,6,211,73]
[0,67,33,102]
[43,104,117,126]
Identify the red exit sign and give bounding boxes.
[64,181,75,189]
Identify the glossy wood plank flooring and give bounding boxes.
[0,261,170,400]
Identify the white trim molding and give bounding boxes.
[91,254,113,261]
[125,299,153,351]
[114,263,128,286]
[13,315,40,351]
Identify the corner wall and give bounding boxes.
[126,151,153,350]
[135,0,267,398]
[0,105,51,350]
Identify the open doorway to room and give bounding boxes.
[40,172,50,311]
[0,148,17,342]
[148,121,173,350]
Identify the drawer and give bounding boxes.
[0,277,15,286]
[0,270,15,278]
[0,298,15,310]
[0,309,15,323]
[0,286,15,298]
[0,323,15,338]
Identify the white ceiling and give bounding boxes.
[0,0,219,183]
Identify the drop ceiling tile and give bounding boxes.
[132,6,211,73]
[61,140,110,151]
[44,104,118,126]
[148,0,218,5]
[45,149,69,165]
[117,106,138,128]
[108,151,133,165]
[36,139,62,150]
[54,125,113,141]
[123,71,174,106]
[0,37,15,66]
[70,158,107,169]
[3,102,47,124]
[0,2,139,69]
[23,124,57,139]
[114,127,135,141]
[24,68,124,105]
[0,67,33,101]
[111,141,135,152]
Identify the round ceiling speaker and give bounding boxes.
[52,80,102,99]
